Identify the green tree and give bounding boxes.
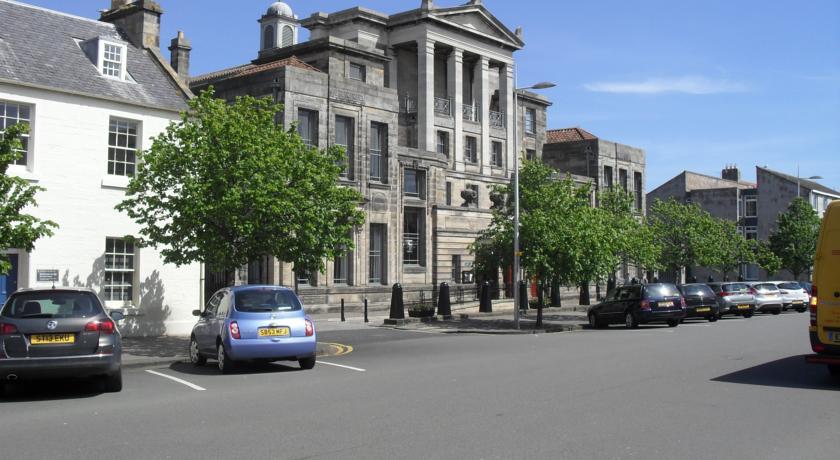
[117,89,365,278]
[647,199,719,281]
[0,123,57,274]
[599,188,661,281]
[768,197,821,280]
[753,240,782,277]
[707,218,755,281]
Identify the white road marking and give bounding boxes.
[318,361,366,372]
[145,370,207,391]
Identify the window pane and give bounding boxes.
[108,118,139,177]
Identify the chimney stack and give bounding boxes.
[168,31,191,81]
[100,0,164,49]
[722,164,741,182]
[421,0,434,11]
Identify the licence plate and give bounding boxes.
[30,334,75,345]
[258,327,290,338]
[737,305,750,310]
[792,301,803,305]
[828,331,840,343]
[696,307,711,313]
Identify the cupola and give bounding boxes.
[260,2,299,51]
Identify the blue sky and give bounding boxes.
[24,0,840,192]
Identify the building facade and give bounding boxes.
[0,0,200,335]
[190,1,551,305]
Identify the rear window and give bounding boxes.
[754,283,778,292]
[644,284,681,298]
[234,289,302,312]
[722,283,749,292]
[679,284,715,297]
[778,282,802,290]
[1,291,104,319]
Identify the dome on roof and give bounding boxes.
[266,2,293,17]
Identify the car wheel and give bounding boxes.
[796,307,807,313]
[743,313,753,318]
[829,365,840,377]
[299,357,316,370]
[667,319,679,327]
[624,311,638,329]
[588,313,604,329]
[771,308,781,315]
[103,370,122,393]
[217,344,237,374]
[189,336,206,367]
[708,315,718,323]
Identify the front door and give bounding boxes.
[0,254,19,306]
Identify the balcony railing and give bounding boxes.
[401,94,417,114]
[489,111,506,129]
[434,97,452,117]
[463,103,481,123]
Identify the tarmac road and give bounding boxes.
[0,312,836,460]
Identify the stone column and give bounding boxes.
[417,38,436,152]
[500,63,515,172]
[387,46,399,90]
[447,47,464,171]
[477,56,491,174]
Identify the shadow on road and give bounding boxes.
[0,378,104,403]
[122,336,189,359]
[712,355,839,391]
[168,361,301,376]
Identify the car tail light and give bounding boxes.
[305,319,314,336]
[749,288,757,295]
[813,343,825,353]
[719,291,729,297]
[0,323,19,335]
[229,321,241,340]
[85,319,116,334]
[640,300,651,311]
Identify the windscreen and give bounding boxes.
[644,284,681,298]
[680,284,714,297]
[1,291,104,319]
[754,283,778,292]
[778,282,802,290]
[722,283,749,292]
[234,288,302,312]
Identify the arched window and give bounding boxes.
[263,25,275,49]
[281,25,294,47]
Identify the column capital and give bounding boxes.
[479,55,490,68]
[419,38,436,53]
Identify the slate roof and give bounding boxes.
[758,166,840,197]
[546,127,598,143]
[191,56,321,87]
[0,0,189,112]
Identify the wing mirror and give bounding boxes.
[192,309,202,317]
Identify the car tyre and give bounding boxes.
[217,344,237,375]
[708,315,718,322]
[624,311,639,329]
[771,308,781,315]
[667,319,679,327]
[588,313,605,329]
[743,313,753,318]
[795,307,807,313]
[103,370,122,393]
[189,336,206,367]
[299,356,316,370]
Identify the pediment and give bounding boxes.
[432,9,523,49]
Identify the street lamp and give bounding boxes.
[796,165,823,198]
[512,79,555,330]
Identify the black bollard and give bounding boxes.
[389,283,405,320]
[364,298,369,323]
[340,298,346,322]
[479,281,492,313]
[437,282,452,317]
[551,279,561,307]
[518,280,528,311]
[579,281,591,306]
[536,284,544,329]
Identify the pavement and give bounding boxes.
[120,302,589,368]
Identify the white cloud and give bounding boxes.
[583,76,750,95]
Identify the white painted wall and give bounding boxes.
[1,82,200,337]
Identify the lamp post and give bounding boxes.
[512,79,555,329]
[796,165,823,198]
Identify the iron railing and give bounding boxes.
[463,103,480,123]
[434,97,452,117]
[401,94,417,114]
[489,110,506,129]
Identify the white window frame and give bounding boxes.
[745,197,757,218]
[104,237,136,305]
[107,117,141,177]
[0,100,32,168]
[99,41,127,80]
[525,108,536,135]
[491,141,503,167]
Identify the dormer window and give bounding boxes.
[102,43,123,78]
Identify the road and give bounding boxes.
[1,312,836,460]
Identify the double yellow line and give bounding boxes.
[316,342,353,358]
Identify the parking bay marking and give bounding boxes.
[318,361,366,372]
[145,370,207,391]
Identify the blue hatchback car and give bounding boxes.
[189,285,316,373]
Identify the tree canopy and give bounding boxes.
[647,198,719,279]
[117,89,365,274]
[0,123,57,274]
[767,197,821,279]
[706,218,755,281]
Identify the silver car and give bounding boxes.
[770,281,809,312]
[747,282,783,315]
[706,282,756,318]
[0,288,123,395]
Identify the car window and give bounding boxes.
[604,289,618,302]
[754,283,778,292]
[629,285,642,299]
[205,292,222,316]
[234,288,302,312]
[680,284,715,297]
[1,291,104,319]
[643,284,680,298]
[723,283,748,292]
[216,292,231,318]
[618,288,631,300]
[707,284,721,293]
[778,282,802,290]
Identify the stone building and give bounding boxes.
[190,1,551,304]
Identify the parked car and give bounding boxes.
[0,288,124,395]
[746,282,783,315]
[706,282,756,318]
[189,285,317,373]
[769,281,809,312]
[677,284,719,322]
[587,283,686,329]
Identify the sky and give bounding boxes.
[20,0,840,192]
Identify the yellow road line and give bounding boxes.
[316,342,354,358]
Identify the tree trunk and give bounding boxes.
[579,281,591,306]
[550,278,561,307]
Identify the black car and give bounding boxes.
[0,288,124,395]
[588,283,686,329]
[677,283,719,322]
